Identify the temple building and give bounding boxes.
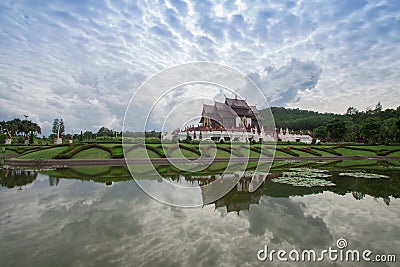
[162,96,313,144]
[200,96,263,131]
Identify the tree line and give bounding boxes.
[264,103,400,143]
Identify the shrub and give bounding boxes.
[0,133,6,144]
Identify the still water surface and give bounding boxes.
[0,166,399,266]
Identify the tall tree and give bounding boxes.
[97,127,113,137]
[0,118,41,137]
[346,107,359,115]
[360,118,381,143]
[374,102,382,113]
[52,119,65,137]
[326,119,347,142]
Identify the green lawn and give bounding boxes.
[239,147,261,158]
[334,148,376,156]
[273,150,295,157]
[4,149,20,154]
[207,162,228,171]
[207,148,232,158]
[310,150,335,156]
[169,148,199,158]
[72,148,111,159]
[336,160,378,167]
[99,143,121,147]
[386,150,400,156]
[7,143,400,160]
[290,150,318,157]
[126,147,160,158]
[19,146,70,159]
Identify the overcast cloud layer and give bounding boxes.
[0,0,399,134]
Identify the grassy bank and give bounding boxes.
[3,143,400,160]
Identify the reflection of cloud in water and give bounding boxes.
[248,196,332,249]
[295,192,400,256]
[1,174,400,267]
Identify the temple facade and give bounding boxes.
[199,96,263,131]
[162,97,313,144]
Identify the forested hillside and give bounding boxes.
[261,103,400,143]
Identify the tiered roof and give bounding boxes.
[201,97,262,126]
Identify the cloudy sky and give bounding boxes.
[0,0,399,135]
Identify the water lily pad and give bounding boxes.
[272,168,335,187]
[339,172,389,179]
[290,168,328,173]
[272,177,336,187]
[282,171,332,178]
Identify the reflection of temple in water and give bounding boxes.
[0,168,38,189]
[213,179,266,214]
[167,173,270,214]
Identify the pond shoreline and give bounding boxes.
[3,156,400,167]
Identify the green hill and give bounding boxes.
[260,105,400,143]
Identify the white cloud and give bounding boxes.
[0,0,399,134]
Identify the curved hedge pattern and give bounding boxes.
[179,143,201,156]
[276,147,299,157]
[377,148,400,156]
[290,147,322,156]
[55,144,112,159]
[311,146,342,156]
[216,145,244,157]
[125,144,165,158]
[249,146,274,157]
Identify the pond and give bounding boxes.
[0,165,399,266]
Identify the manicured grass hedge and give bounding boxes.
[72,148,111,159]
[377,148,400,156]
[110,145,124,158]
[126,144,166,158]
[275,147,299,157]
[2,147,19,153]
[249,146,273,157]
[18,147,42,154]
[340,145,377,153]
[179,143,201,156]
[335,147,376,156]
[290,147,322,156]
[9,143,400,160]
[19,146,70,159]
[311,146,342,156]
[216,145,244,157]
[55,144,112,159]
